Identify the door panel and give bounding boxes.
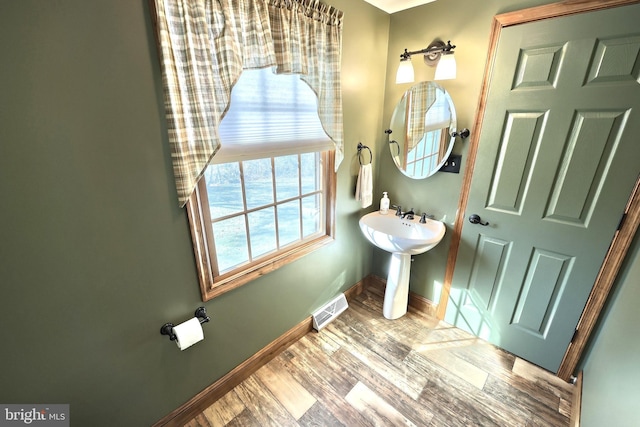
[487,111,546,214]
[546,109,630,225]
[468,235,510,311]
[512,247,572,337]
[446,3,640,373]
[586,35,640,84]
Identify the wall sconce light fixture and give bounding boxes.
[395,40,457,84]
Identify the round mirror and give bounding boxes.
[389,81,457,179]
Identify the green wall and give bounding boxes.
[0,1,387,425]
[579,233,640,427]
[1,0,637,425]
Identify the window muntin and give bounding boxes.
[206,152,325,277]
[406,131,442,177]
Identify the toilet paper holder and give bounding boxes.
[160,307,210,342]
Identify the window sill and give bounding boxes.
[204,234,335,300]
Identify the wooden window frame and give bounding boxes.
[187,151,336,301]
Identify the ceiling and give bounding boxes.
[362,0,436,14]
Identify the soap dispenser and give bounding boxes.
[380,192,390,214]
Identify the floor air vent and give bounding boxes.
[312,293,349,331]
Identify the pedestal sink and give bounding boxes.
[359,212,446,319]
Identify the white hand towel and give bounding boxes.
[355,163,373,208]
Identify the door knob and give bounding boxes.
[469,214,489,226]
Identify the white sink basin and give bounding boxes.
[359,212,445,255]
[359,211,446,320]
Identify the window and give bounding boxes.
[405,130,449,176]
[404,87,452,176]
[186,69,336,301]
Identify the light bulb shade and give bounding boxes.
[434,54,456,80]
[395,59,415,84]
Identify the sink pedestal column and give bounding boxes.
[383,253,411,319]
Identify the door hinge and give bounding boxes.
[617,213,627,231]
[571,328,579,343]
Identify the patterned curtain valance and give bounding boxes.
[152,0,344,206]
[406,83,437,153]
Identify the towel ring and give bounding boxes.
[357,142,372,165]
[389,140,400,156]
[384,129,401,156]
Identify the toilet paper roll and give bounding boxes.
[173,317,204,351]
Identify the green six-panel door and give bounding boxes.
[447,3,640,373]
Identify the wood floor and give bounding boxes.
[185,284,575,426]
